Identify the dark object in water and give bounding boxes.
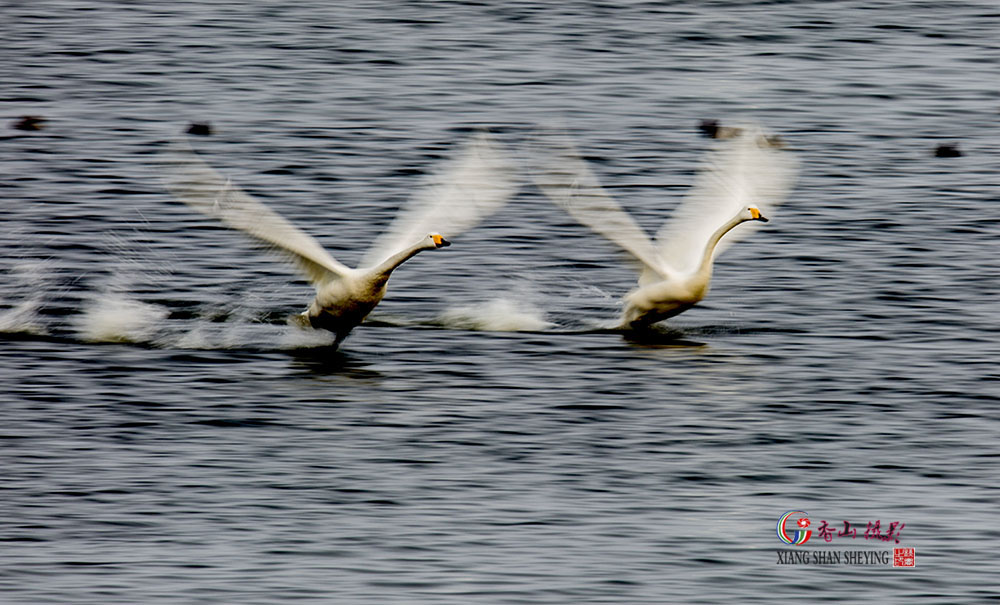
[698,119,720,138]
[12,116,45,131]
[934,143,962,158]
[187,122,213,136]
[697,119,742,140]
[698,119,784,148]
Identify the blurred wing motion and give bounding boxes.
[161,140,351,285]
[654,125,797,276]
[534,134,670,282]
[360,132,517,269]
[537,126,797,282]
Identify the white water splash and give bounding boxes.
[75,293,169,343]
[437,297,553,332]
[278,323,338,349]
[0,298,48,336]
[170,314,336,350]
[0,259,63,336]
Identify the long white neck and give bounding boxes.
[692,214,747,285]
[370,237,436,280]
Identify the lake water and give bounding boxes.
[2,1,999,602]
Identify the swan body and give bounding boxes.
[302,233,449,339]
[163,133,514,347]
[621,206,767,328]
[537,126,795,329]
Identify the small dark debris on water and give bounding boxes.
[186,122,213,136]
[758,133,786,149]
[697,119,742,140]
[698,119,785,148]
[12,116,45,131]
[934,143,962,158]
[698,119,720,138]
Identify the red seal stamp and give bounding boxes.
[893,547,915,567]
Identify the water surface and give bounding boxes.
[2,1,999,602]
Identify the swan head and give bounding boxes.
[430,233,451,248]
[743,206,769,223]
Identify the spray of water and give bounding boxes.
[0,260,60,336]
[436,297,553,332]
[0,298,47,336]
[75,293,169,343]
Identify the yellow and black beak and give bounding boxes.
[749,207,769,222]
[432,234,451,247]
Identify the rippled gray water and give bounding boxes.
[3,1,999,603]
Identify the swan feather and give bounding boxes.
[535,134,671,281]
[161,139,352,285]
[655,125,797,276]
[360,132,517,270]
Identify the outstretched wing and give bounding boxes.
[359,132,517,269]
[535,133,669,282]
[161,139,352,285]
[655,125,797,276]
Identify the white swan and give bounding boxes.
[163,133,516,347]
[537,126,796,329]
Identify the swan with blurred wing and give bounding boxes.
[537,126,796,329]
[163,133,515,347]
